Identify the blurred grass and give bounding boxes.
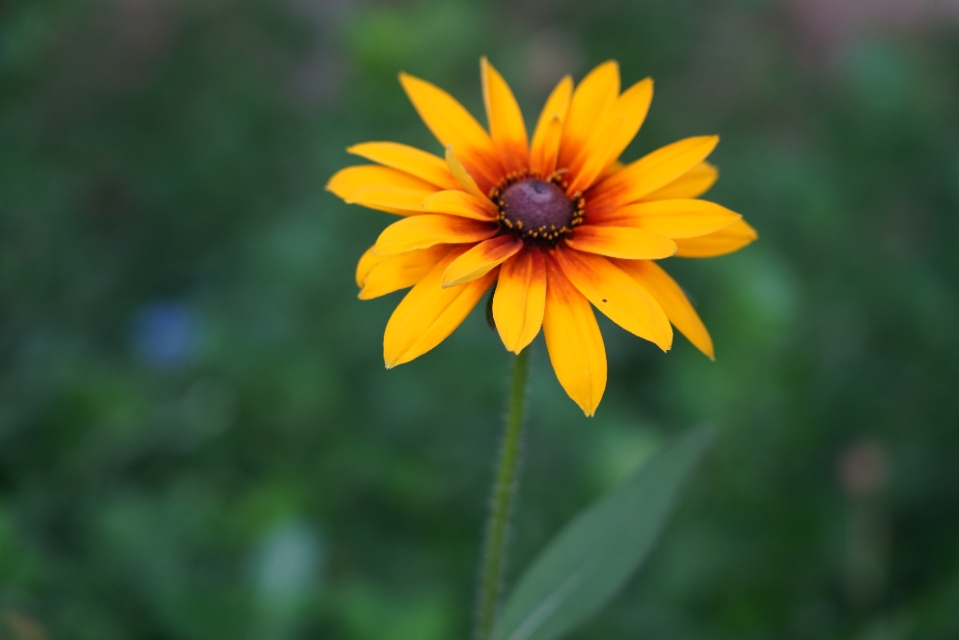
[1,0,959,639]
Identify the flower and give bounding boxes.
[327,58,756,416]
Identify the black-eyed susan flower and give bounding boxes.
[328,58,756,416]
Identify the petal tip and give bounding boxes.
[397,71,418,92]
[656,327,674,352]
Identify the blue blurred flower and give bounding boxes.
[131,300,199,369]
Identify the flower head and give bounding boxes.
[328,58,756,415]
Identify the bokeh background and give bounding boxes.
[2,0,959,638]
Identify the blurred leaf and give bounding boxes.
[347,1,487,81]
[493,428,713,640]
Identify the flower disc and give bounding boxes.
[499,179,577,242]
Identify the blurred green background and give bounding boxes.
[2,0,959,638]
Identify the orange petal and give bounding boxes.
[614,259,714,359]
[566,78,653,194]
[554,247,672,350]
[383,247,498,367]
[564,225,677,259]
[327,165,439,202]
[643,161,719,200]
[600,78,653,168]
[565,113,624,195]
[399,72,502,190]
[481,57,529,172]
[360,245,454,300]
[590,136,719,209]
[421,190,499,221]
[530,76,572,176]
[446,146,495,204]
[542,253,607,416]
[442,235,522,287]
[374,214,498,255]
[596,160,626,183]
[530,115,564,179]
[356,245,381,287]
[346,185,436,215]
[589,199,741,238]
[493,247,546,354]
[674,219,758,257]
[347,142,460,190]
[557,61,620,171]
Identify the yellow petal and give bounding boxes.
[399,72,502,189]
[493,247,546,354]
[554,247,672,351]
[374,214,498,255]
[356,245,382,287]
[643,161,718,200]
[590,199,741,238]
[347,142,460,190]
[590,136,719,208]
[481,57,529,172]
[542,253,607,416]
[360,245,453,299]
[674,219,758,257]
[602,160,626,178]
[567,78,653,194]
[565,114,624,195]
[442,235,522,287]
[421,190,499,221]
[614,259,714,359]
[601,78,653,167]
[327,165,439,201]
[383,247,498,367]
[558,61,620,170]
[530,115,564,179]
[530,76,572,176]
[564,225,677,259]
[445,146,495,204]
[346,185,437,214]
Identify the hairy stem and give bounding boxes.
[474,348,530,640]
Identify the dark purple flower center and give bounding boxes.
[496,179,583,242]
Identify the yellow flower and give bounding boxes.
[327,58,756,416]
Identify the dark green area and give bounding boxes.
[2,1,958,638]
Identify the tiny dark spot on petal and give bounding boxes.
[602,298,607,303]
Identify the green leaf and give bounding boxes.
[493,428,713,640]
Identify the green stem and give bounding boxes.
[474,348,530,640]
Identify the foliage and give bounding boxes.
[1,0,959,639]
